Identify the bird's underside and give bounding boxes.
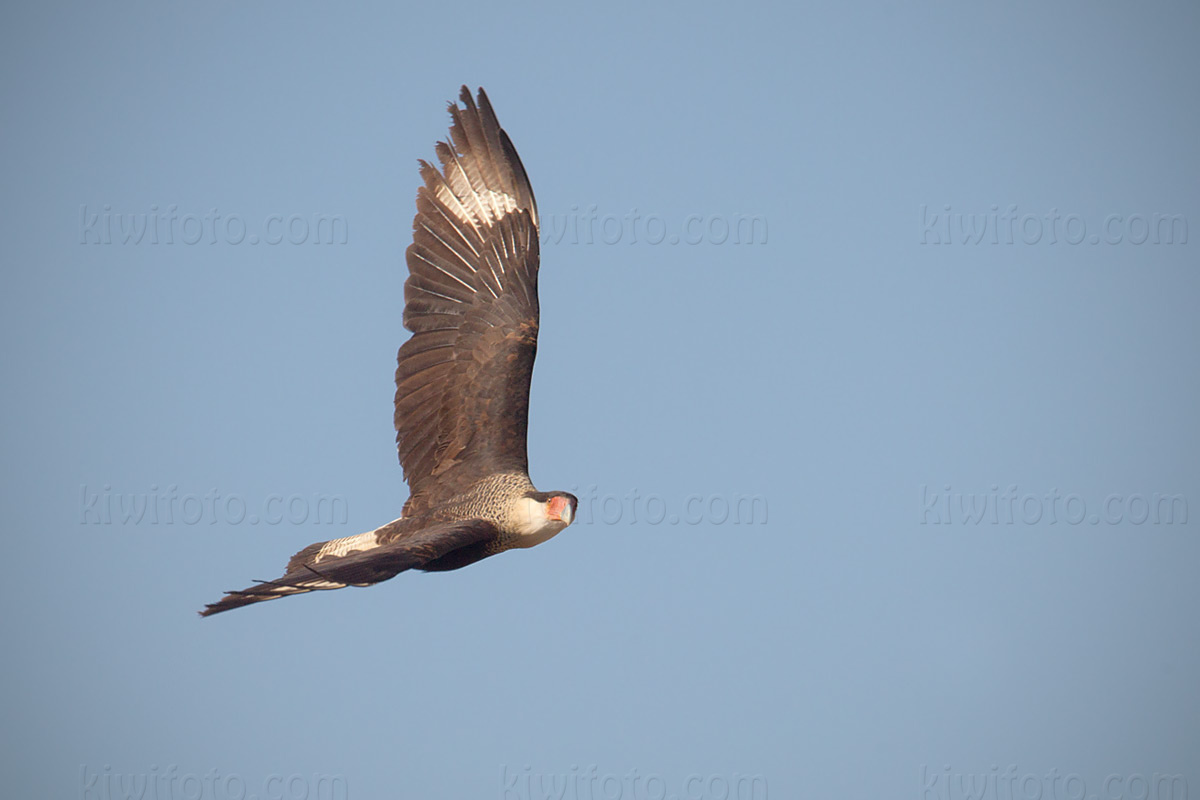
[200,87,577,617]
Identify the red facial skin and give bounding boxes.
[547,495,569,522]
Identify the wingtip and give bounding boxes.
[456,85,490,113]
[198,595,237,618]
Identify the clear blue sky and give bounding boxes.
[2,2,1197,798]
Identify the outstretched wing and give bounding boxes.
[198,519,500,617]
[395,86,541,516]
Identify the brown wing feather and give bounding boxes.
[198,519,500,616]
[395,86,541,516]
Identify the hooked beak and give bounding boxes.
[547,496,573,525]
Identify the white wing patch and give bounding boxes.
[295,580,347,590]
[311,530,381,564]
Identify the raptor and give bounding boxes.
[201,86,577,616]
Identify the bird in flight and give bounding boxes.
[201,86,577,616]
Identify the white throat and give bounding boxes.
[510,497,569,548]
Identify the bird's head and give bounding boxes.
[519,490,578,539]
